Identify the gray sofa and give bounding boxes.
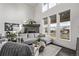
[0,42,34,56]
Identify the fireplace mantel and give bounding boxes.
[23,24,40,33]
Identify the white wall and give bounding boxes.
[0,3,35,34]
[34,4,44,33]
[34,3,79,50]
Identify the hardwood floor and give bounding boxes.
[56,47,76,56]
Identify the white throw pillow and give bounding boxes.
[34,33,39,38]
[28,33,35,38]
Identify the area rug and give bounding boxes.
[39,44,62,56]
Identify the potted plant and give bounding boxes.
[24,19,36,24]
[6,31,17,42]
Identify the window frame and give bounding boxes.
[59,9,71,40]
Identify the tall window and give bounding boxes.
[49,14,57,39]
[42,3,56,12]
[43,17,48,25]
[59,10,70,40]
[49,3,56,9]
[42,3,49,12]
[43,17,48,33]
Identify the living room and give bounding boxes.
[0,3,79,56]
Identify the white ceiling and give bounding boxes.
[26,3,39,7]
[0,3,39,8]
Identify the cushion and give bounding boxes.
[27,33,35,38]
[34,33,39,38]
[41,37,52,45]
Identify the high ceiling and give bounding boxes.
[26,3,39,7]
[0,3,39,7]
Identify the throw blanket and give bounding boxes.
[0,42,33,56]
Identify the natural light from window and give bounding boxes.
[49,3,56,9]
[42,3,56,12]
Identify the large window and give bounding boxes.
[43,17,48,33]
[59,10,70,40]
[49,14,57,39]
[49,3,56,9]
[42,9,71,40]
[43,17,48,25]
[42,3,49,12]
[42,3,56,12]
